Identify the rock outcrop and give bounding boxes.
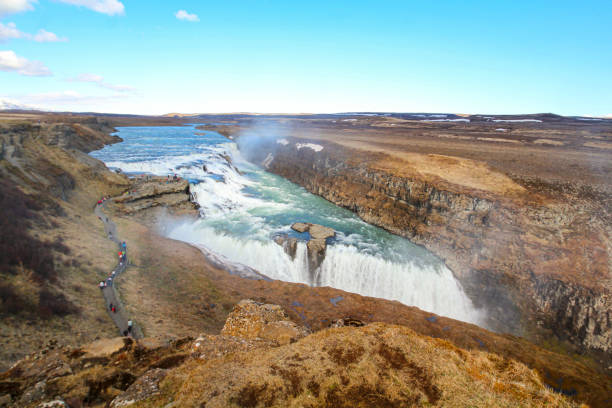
[0,300,587,407]
[221,299,310,345]
[291,222,335,277]
[273,234,298,259]
[112,176,197,218]
[243,137,612,358]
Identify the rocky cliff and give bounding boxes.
[241,137,611,359]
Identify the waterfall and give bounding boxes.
[93,125,485,326]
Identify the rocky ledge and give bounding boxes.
[0,300,580,408]
[274,222,336,282]
[112,176,197,218]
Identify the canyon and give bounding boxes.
[0,111,610,407]
[204,114,611,362]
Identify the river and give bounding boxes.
[91,125,483,325]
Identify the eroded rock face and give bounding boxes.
[244,137,612,357]
[273,234,298,260]
[221,299,310,345]
[110,368,167,408]
[290,222,336,277]
[112,176,198,218]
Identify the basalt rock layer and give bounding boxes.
[242,137,611,359]
[112,176,197,218]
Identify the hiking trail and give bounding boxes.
[95,200,143,339]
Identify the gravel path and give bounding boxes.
[95,201,142,339]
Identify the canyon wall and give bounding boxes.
[243,138,611,356]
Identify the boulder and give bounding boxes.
[221,300,309,345]
[308,224,335,240]
[110,369,167,408]
[82,337,131,359]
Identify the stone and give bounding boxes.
[291,222,309,233]
[19,380,46,406]
[0,394,11,407]
[82,337,131,359]
[221,300,309,345]
[307,224,335,240]
[38,400,68,408]
[273,234,298,260]
[110,369,167,408]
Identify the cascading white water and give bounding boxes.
[91,125,485,326]
[318,245,478,323]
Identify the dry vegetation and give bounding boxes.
[140,318,579,407]
[1,301,581,407]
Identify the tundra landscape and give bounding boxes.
[0,111,610,407]
[1,1,611,407]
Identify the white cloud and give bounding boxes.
[0,97,39,110]
[0,22,24,41]
[0,50,52,76]
[68,72,135,93]
[58,0,124,16]
[33,29,67,42]
[17,90,121,109]
[0,0,37,16]
[0,23,67,43]
[175,9,199,22]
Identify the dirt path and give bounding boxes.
[95,201,143,339]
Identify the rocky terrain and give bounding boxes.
[202,114,611,364]
[1,112,610,407]
[0,300,579,407]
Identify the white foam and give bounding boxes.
[318,245,483,324]
[169,220,483,325]
[276,138,289,145]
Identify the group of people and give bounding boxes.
[166,173,181,184]
[95,199,136,338]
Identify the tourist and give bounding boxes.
[127,320,133,334]
[109,303,113,311]
[99,281,105,289]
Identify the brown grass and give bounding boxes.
[137,323,577,408]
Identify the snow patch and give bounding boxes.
[424,118,470,122]
[492,119,542,123]
[262,153,274,168]
[296,143,324,152]
[495,128,507,132]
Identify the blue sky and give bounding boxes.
[1,0,611,115]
